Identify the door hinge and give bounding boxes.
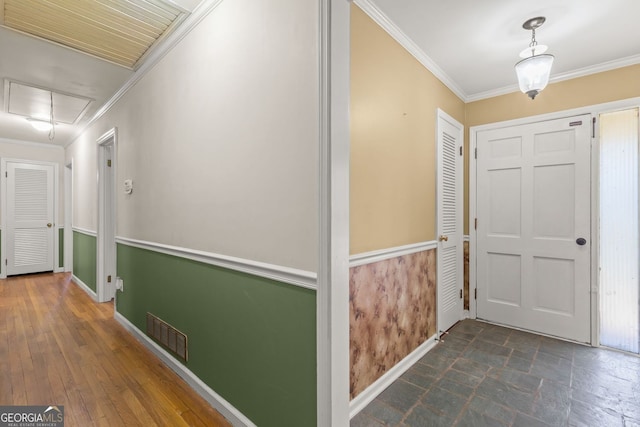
[592,117,596,138]
[4,259,7,266]
[474,288,477,300]
[107,159,112,167]
[474,148,477,159]
[459,146,463,156]
[107,275,112,283]
[4,171,7,177]
[459,289,463,299]
[474,218,478,230]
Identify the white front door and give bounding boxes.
[6,161,55,276]
[476,114,591,343]
[437,109,464,335]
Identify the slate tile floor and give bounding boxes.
[351,320,640,427]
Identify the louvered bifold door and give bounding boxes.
[437,110,464,335]
[6,162,55,276]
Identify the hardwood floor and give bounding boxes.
[0,272,231,427]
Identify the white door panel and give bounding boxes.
[477,114,591,343]
[6,162,55,275]
[437,110,464,334]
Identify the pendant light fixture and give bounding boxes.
[515,17,554,100]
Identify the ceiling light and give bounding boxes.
[515,17,554,100]
[27,118,53,132]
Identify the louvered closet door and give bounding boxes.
[437,110,464,335]
[6,162,55,276]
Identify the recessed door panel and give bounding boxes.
[487,253,521,306]
[476,114,591,343]
[533,164,575,239]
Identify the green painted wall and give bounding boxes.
[116,244,317,427]
[58,228,64,268]
[73,231,96,291]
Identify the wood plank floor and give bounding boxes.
[0,272,232,427]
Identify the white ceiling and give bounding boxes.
[1,0,639,147]
[365,0,640,100]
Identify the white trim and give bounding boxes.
[115,236,318,291]
[65,0,225,148]
[349,241,437,267]
[467,54,640,102]
[114,312,255,427]
[317,0,351,425]
[470,97,640,133]
[72,274,98,301]
[349,335,437,419]
[72,226,97,237]
[353,0,466,102]
[64,161,73,272]
[0,137,65,150]
[96,128,117,302]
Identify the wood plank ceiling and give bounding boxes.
[0,0,187,69]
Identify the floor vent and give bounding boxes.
[146,312,188,361]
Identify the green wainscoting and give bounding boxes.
[116,243,316,427]
[73,230,96,291]
[59,228,64,268]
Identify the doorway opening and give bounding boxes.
[599,108,640,354]
[97,129,117,303]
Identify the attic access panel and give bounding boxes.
[1,0,188,69]
[6,80,93,124]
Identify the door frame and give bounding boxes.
[436,108,464,335]
[96,128,117,302]
[0,158,60,279]
[469,96,640,347]
[64,160,73,272]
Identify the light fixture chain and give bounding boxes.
[529,27,537,47]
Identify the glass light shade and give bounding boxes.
[27,118,53,131]
[515,54,554,99]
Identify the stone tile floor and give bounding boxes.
[351,320,640,427]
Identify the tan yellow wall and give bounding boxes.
[467,64,640,128]
[350,4,465,254]
[464,63,640,232]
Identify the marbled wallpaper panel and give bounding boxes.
[349,249,436,398]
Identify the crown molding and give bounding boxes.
[466,53,640,103]
[353,0,467,102]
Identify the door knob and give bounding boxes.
[576,237,586,246]
[47,223,52,228]
[439,235,449,242]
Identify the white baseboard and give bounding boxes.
[464,309,471,319]
[349,334,438,419]
[72,274,97,301]
[114,312,255,427]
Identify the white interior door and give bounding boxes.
[476,114,591,343]
[437,109,464,335]
[6,161,55,276]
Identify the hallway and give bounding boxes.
[0,273,230,426]
[352,320,640,426]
